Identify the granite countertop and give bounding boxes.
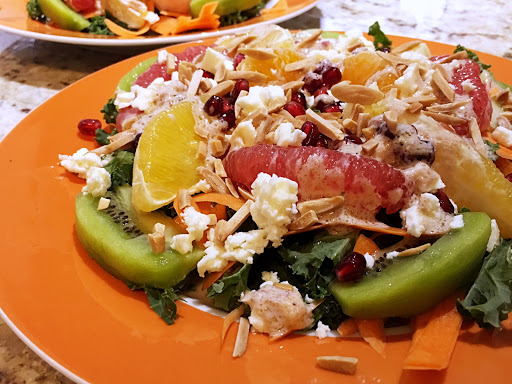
[1,0,511,382]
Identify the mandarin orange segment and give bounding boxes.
[238,48,304,83]
[342,51,388,85]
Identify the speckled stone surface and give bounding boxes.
[0,0,511,382]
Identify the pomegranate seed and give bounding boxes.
[302,72,322,94]
[315,135,330,148]
[506,173,512,182]
[300,121,330,148]
[220,110,236,129]
[344,135,363,144]
[233,53,245,70]
[222,98,234,113]
[202,70,214,79]
[435,190,455,214]
[284,101,306,117]
[314,86,328,98]
[291,91,307,109]
[321,67,342,88]
[204,95,224,116]
[335,252,367,282]
[314,60,335,75]
[231,79,250,103]
[322,103,342,113]
[78,119,101,135]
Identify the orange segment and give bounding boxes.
[342,51,387,85]
[238,48,304,83]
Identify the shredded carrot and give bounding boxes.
[495,156,512,176]
[196,201,227,221]
[222,304,246,343]
[483,133,512,160]
[501,312,512,330]
[172,197,187,232]
[202,260,237,290]
[150,16,179,36]
[355,318,386,357]
[193,193,245,211]
[173,2,220,35]
[337,318,358,337]
[403,293,463,370]
[159,10,190,18]
[104,19,150,37]
[353,234,380,256]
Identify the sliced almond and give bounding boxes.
[148,223,166,254]
[297,196,345,215]
[284,58,315,72]
[356,113,370,136]
[223,34,257,54]
[226,70,267,83]
[435,50,468,64]
[209,139,226,157]
[97,197,110,210]
[91,128,137,155]
[238,187,255,201]
[426,99,470,114]
[215,200,253,243]
[422,111,466,125]
[197,167,229,194]
[391,40,422,54]
[407,101,424,114]
[397,243,431,257]
[361,139,379,155]
[342,118,357,134]
[214,158,227,178]
[232,317,250,358]
[203,80,235,99]
[383,110,398,130]
[376,51,414,66]
[401,96,437,106]
[330,83,384,105]
[196,141,207,161]
[187,70,204,98]
[431,69,455,102]
[296,28,322,48]
[225,178,240,198]
[288,210,319,231]
[177,188,192,209]
[166,53,177,74]
[306,109,345,140]
[319,112,343,120]
[316,356,358,375]
[281,80,305,92]
[469,117,487,156]
[237,47,277,60]
[214,63,226,82]
[362,126,376,140]
[208,214,218,225]
[222,304,245,343]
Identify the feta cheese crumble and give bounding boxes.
[273,122,307,147]
[487,219,500,252]
[492,126,512,147]
[236,85,286,115]
[315,321,331,339]
[229,119,257,148]
[363,253,375,269]
[170,206,211,255]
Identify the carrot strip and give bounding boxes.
[202,260,237,290]
[193,193,245,211]
[173,2,220,35]
[150,16,179,36]
[501,312,512,330]
[144,0,155,12]
[222,304,245,343]
[196,201,227,221]
[495,156,512,176]
[337,318,358,337]
[403,294,463,370]
[104,19,150,37]
[355,318,386,357]
[353,234,380,256]
[483,133,512,160]
[172,196,187,231]
[159,10,190,17]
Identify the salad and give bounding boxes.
[26,0,270,37]
[59,23,512,376]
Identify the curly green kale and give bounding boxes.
[84,16,115,36]
[27,0,46,21]
[220,0,268,26]
[454,45,491,72]
[368,21,392,51]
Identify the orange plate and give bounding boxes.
[0,0,316,46]
[0,35,512,384]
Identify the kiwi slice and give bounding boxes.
[38,0,90,31]
[331,212,491,318]
[75,186,204,289]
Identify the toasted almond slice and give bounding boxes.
[362,139,379,155]
[435,50,468,64]
[297,196,345,215]
[432,63,450,82]
[209,139,225,157]
[319,112,343,120]
[397,243,431,257]
[238,187,255,201]
[214,63,226,82]
[288,210,318,231]
[208,214,218,225]
[402,96,438,106]
[222,304,245,343]
[426,99,470,114]
[232,317,250,358]
[342,118,357,134]
[330,83,384,105]
[297,28,322,48]
[306,109,345,140]
[432,69,455,102]
[383,110,398,130]
[284,58,315,72]
[187,69,203,98]
[273,282,294,291]
[223,34,257,53]
[203,80,235,99]
[407,101,424,114]
[316,356,358,375]
[226,70,267,83]
[166,53,177,74]
[197,167,229,194]
[237,47,277,60]
[362,126,376,140]
[391,40,422,54]
[225,178,240,198]
[469,117,487,156]
[281,80,305,92]
[422,111,466,125]
[148,223,166,254]
[497,115,512,129]
[498,111,512,122]
[97,197,110,210]
[177,188,192,209]
[91,128,137,155]
[196,140,207,161]
[214,158,227,178]
[215,200,253,243]
[356,113,370,136]
[376,51,414,66]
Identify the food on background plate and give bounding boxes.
[26,0,272,37]
[59,23,512,375]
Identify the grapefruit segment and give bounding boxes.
[223,144,411,214]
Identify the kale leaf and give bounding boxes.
[457,240,512,328]
[101,97,118,124]
[220,0,267,26]
[84,16,115,36]
[368,21,392,51]
[27,0,46,21]
[454,44,491,72]
[144,287,181,325]
[95,127,118,146]
[105,150,134,187]
[207,264,252,311]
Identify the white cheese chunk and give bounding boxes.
[236,85,286,115]
[273,122,307,147]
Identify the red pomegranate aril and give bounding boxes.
[231,78,250,103]
[233,53,245,70]
[506,173,512,182]
[322,103,342,113]
[291,91,307,109]
[335,252,367,282]
[222,98,234,113]
[202,70,214,79]
[284,101,306,117]
[315,135,330,148]
[301,121,318,146]
[220,110,236,129]
[314,86,328,98]
[314,60,335,75]
[435,190,455,214]
[303,72,322,95]
[204,95,224,116]
[78,119,102,135]
[322,66,342,88]
[344,135,363,144]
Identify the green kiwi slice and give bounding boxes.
[330,212,491,318]
[75,186,203,289]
